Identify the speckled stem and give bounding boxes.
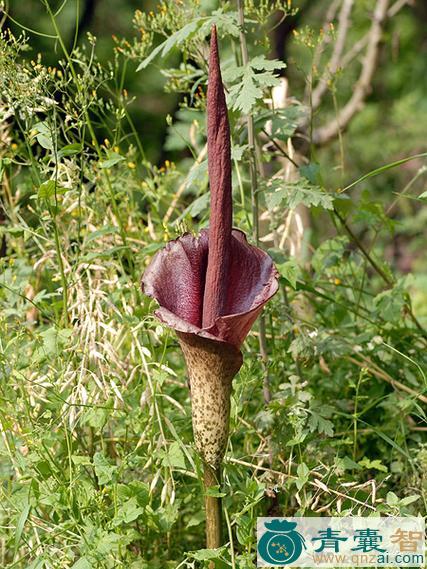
[177,332,242,469]
[177,332,242,547]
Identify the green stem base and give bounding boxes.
[204,463,222,550]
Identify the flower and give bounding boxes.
[142,26,278,468]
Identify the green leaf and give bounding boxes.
[99,152,125,169]
[358,457,388,473]
[14,501,31,555]
[186,510,205,528]
[400,494,420,506]
[189,547,224,561]
[36,133,53,150]
[38,180,56,199]
[255,106,305,141]
[296,462,310,490]
[374,286,405,322]
[86,226,119,243]
[185,159,208,189]
[337,456,362,471]
[250,55,286,72]
[266,179,333,210]
[137,10,241,70]
[340,152,427,193]
[137,19,204,70]
[162,441,186,470]
[93,452,117,485]
[228,68,263,115]
[33,122,54,151]
[58,143,83,157]
[308,409,334,436]
[38,180,68,199]
[37,327,73,358]
[227,56,286,115]
[113,497,145,526]
[386,491,399,506]
[277,259,300,289]
[205,486,226,498]
[71,559,92,569]
[300,163,321,185]
[71,455,92,466]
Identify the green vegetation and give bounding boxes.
[0,1,426,567]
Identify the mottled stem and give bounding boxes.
[177,333,242,550]
[177,332,242,468]
[202,25,233,328]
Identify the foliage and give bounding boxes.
[0,1,426,567]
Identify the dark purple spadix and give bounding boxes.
[202,25,232,328]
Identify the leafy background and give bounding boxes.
[0,0,426,567]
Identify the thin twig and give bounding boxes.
[305,0,341,102]
[334,207,392,285]
[346,355,427,404]
[311,0,354,110]
[313,0,390,145]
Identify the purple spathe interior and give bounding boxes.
[142,228,279,349]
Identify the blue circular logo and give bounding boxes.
[258,520,306,565]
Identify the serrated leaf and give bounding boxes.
[358,457,388,473]
[228,57,286,115]
[137,19,204,70]
[229,68,263,115]
[308,410,334,436]
[206,10,241,38]
[266,179,333,210]
[250,55,287,72]
[137,10,241,70]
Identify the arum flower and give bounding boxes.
[142,25,278,547]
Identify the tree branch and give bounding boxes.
[304,0,341,102]
[312,0,389,146]
[311,0,354,110]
